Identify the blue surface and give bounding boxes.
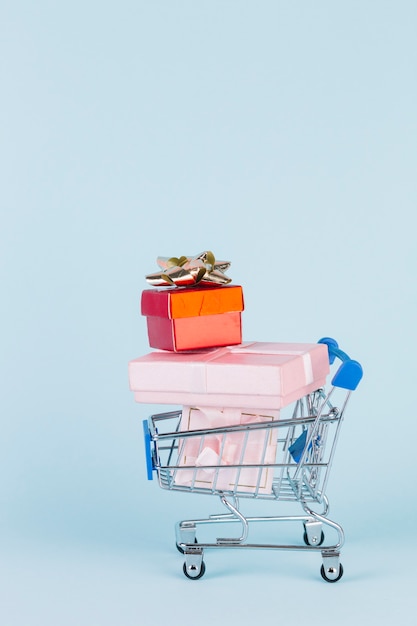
[1,1,416,624]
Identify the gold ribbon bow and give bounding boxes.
[145,251,232,287]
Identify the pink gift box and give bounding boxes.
[128,341,330,410]
[174,406,280,494]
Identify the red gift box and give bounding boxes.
[141,285,244,352]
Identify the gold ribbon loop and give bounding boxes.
[146,251,232,287]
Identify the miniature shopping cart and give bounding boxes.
[142,337,363,582]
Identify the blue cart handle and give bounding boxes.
[318,337,363,391]
[142,419,155,480]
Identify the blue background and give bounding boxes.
[1,1,416,624]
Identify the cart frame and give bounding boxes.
[142,337,363,582]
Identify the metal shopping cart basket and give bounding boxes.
[142,337,363,582]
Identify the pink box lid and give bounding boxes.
[128,341,330,410]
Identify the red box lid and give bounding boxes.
[141,285,244,319]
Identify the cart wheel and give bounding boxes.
[183,560,206,580]
[176,538,198,554]
[303,530,325,546]
[320,563,344,583]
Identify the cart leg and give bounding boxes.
[176,522,197,553]
[183,547,205,580]
[320,551,343,582]
[301,498,344,549]
[216,495,249,544]
[303,520,324,546]
[178,521,197,544]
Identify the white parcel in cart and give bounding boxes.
[128,337,363,582]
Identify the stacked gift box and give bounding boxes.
[129,252,330,494]
[141,284,244,352]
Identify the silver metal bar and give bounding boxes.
[216,495,249,544]
[152,413,340,441]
